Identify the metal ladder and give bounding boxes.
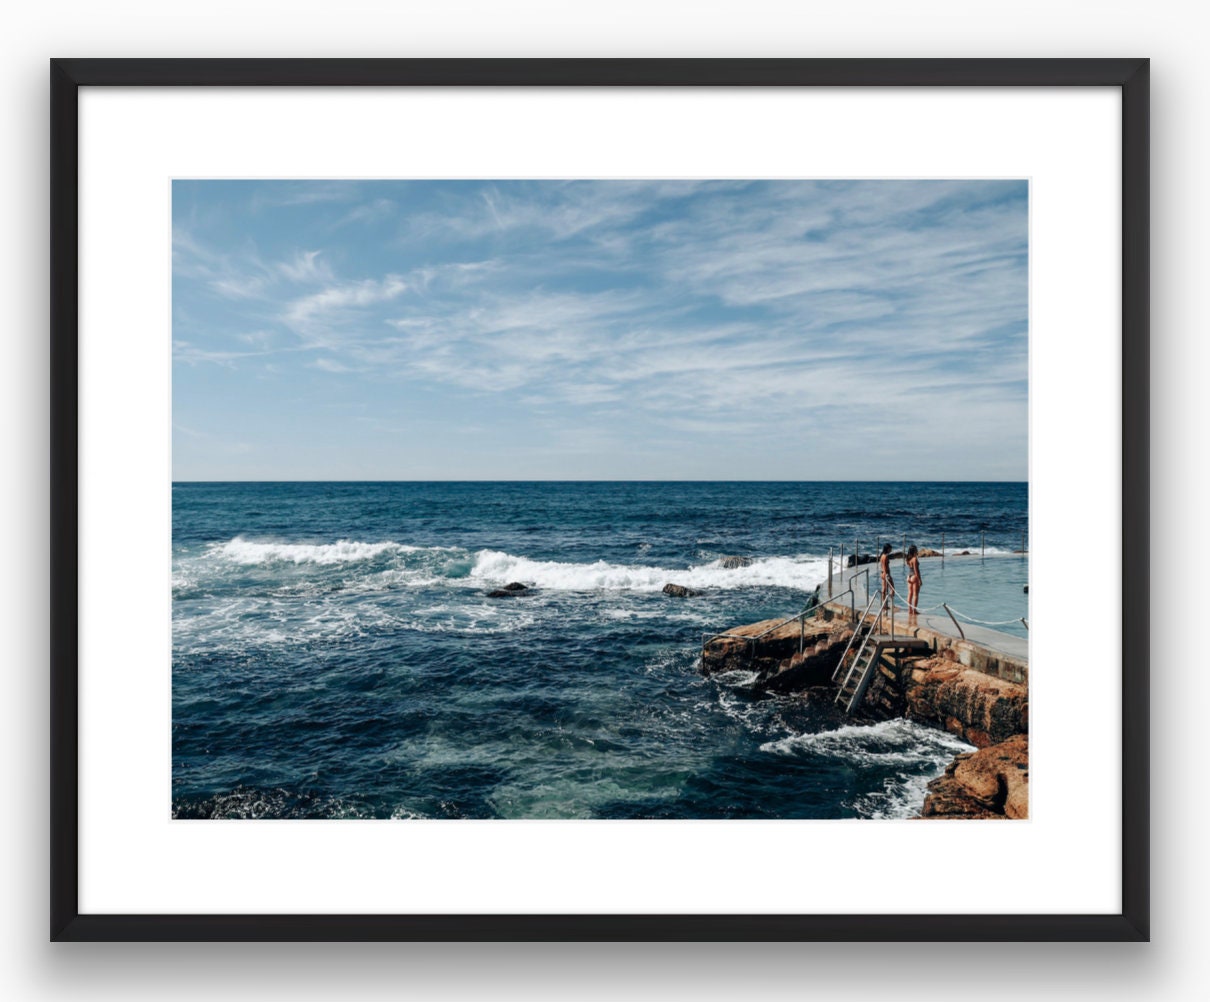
[834,592,891,715]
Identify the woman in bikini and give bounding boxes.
[906,544,922,615]
[878,543,894,603]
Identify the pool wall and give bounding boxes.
[817,601,1028,685]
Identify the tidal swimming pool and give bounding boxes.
[838,553,1029,639]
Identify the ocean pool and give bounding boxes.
[837,552,1029,640]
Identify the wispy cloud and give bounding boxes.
[281,275,409,352]
[172,179,1027,479]
[277,250,335,284]
[250,181,363,209]
[334,198,396,229]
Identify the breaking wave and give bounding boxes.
[760,718,975,819]
[760,717,973,765]
[211,537,440,565]
[178,537,832,595]
[467,549,829,593]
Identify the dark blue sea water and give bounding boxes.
[172,481,1027,820]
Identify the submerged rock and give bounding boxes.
[720,556,752,569]
[663,583,702,597]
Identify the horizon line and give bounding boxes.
[172,478,1029,485]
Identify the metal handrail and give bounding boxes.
[942,602,966,640]
[889,597,947,617]
[832,533,1027,567]
[943,604,1031,630]
[875,580,898,639]
[850,567,871,603]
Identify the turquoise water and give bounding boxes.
[909,554,1029,638]
[172,481,1026,819]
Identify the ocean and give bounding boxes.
[172,480,1027,820]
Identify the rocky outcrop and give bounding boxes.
[760,626,855,691]
[720,556,752,569]
[901,654,1027,748]
[663,583,702,597]
[703,604,1029,819]
[700,615,850,678]
[921,734,1029,819]
[486,582,532,598]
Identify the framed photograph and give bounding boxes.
[51,58,1148,941]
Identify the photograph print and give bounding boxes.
[171,178,1029,821]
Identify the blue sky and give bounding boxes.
[172,179,1027,481]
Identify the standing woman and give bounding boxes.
[906,544,922,615]
[879,543,895,603]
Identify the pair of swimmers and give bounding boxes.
[879,543,922,614]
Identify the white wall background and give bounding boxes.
[0,1,1197,998]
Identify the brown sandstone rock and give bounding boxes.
[760,626,855,692]
[921,734,1029,819]
[903,658,1027,747]
[700,615,851,676]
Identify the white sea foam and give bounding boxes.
[941,545,1018,557]
[212,537,416,565]
[850,771,939,820]
[184,537,833,594]
[468,549,830,593]
[171,572,200,599]
[710,668,761,688]
[173,603,539,654]
[760,717,973,764]
[715,687,783,733]
[173,538,833,652]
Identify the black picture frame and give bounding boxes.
[50,57,1149,942]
